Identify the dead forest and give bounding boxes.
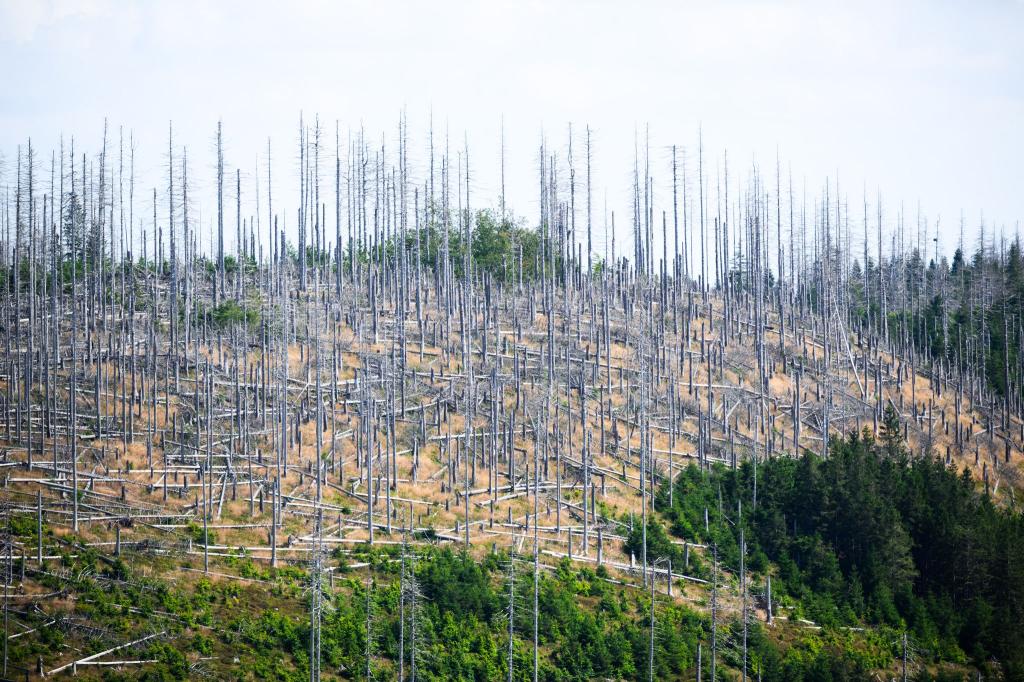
[0,119,1022,681]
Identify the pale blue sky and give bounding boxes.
[1,0,1021,261]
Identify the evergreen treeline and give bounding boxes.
[845,237,1024,418]
[653,407,1024,679]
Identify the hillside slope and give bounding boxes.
[0,223,1022,679]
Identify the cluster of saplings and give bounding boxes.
[316,209,571,284]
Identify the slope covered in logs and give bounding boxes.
[0,125,1022,680]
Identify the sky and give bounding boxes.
[0,0,1021,263]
